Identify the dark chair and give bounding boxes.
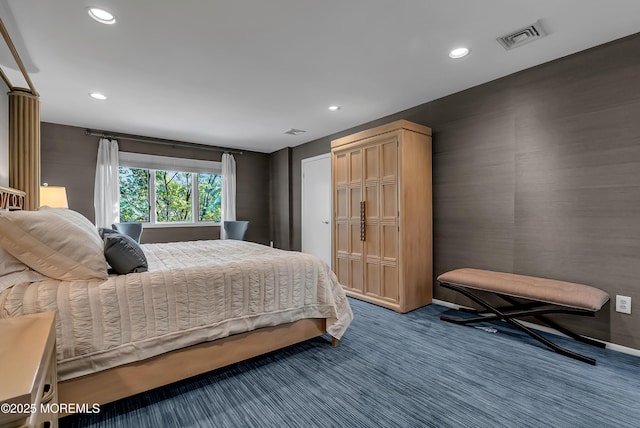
[112,222,143,243]
[223,221,249,240]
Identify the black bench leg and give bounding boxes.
[535,315,605,349]
[504,318,596,365]
[439,282,598,365]
[496,295,606,349]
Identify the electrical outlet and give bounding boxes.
[616,295,632,314]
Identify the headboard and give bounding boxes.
[0,186,26,211]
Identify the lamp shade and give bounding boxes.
[40,185,68,208]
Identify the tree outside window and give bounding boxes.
[119,167,150,222]
[155,170,192,222]
[119,167,222,224]
[198,173,222,222]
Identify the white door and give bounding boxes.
[302,153,332,267]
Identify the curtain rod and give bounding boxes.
[85,129,244,155]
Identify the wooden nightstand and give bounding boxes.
[0,312,58,428]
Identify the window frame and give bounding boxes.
[119,152,222,228]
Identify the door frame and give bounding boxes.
[301,153,332,267]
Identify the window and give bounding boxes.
[119,167,150,222]
[118,152,222,225]
[198,173,223,221]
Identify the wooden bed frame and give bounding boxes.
[59,318,335,406]
[0,186,339,410]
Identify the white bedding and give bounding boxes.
[0,240,353,381]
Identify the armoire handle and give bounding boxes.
[360,201,366,241]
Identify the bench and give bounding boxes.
[437,268,610,365]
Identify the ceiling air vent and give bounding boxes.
[497,20,546,50]
[284,128,306,136]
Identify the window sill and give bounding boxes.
[141,222,220,229]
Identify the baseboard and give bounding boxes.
[432,299,640,358]
[432,299,464,311]
[604,342,640,358]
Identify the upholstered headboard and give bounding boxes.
[0,186,26,211]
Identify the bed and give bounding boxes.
[0,186,353,406]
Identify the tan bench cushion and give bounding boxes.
[437,268,610,311]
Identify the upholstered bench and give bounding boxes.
[437,268,610,365]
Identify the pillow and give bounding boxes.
[0,246,29,276]
[98,227,119,239]
[0,246,47,293]
[103,232,148,274]
[0,208,108,281]
[0,270,48,294]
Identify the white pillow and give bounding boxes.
[0,270,48,294]
[0,208,108,281]
[0,246,47,293]
[0,246,28,276]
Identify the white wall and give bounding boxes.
[0,80,9,186]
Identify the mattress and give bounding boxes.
[0,240,353,381]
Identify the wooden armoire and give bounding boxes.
[331,120,432,313]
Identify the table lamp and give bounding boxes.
[40,184,69,208]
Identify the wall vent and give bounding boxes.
[497,20,546,50]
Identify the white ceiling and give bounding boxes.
[1,0,640,153]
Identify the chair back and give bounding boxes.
[223,221,249,240]
[112,222,143,243]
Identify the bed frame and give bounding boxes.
[59,318,335,406]
[0,186,339,409]
[0,186,26,211]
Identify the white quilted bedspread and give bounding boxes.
[0,240,353,380]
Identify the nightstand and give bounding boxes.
[0,312,58,428]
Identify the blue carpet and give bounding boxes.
[61,298,640,427]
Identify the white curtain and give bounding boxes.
[221,153,236,239]
[94,138,120,228]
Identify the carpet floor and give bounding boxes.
[61,298,640,428]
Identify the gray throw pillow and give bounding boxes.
[98,227,119,239]
[103,232,148,274]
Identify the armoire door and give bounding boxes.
[333,149,349,289]
[363,136,399,304]
[333,146,364,294]
[334,135,399,304]
[363,142,380,298]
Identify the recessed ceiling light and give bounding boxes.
[89,92,107,100]
[87,7,116,25]
[449,47,469,59]
[328,105,341,111]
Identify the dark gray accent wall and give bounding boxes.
[269,147,292,249]
[289,139,330,252]
[41,122,270,245]
[287,33,640,349]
